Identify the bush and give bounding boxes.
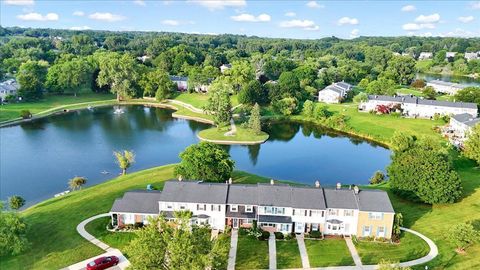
[353,92,368,103]
[258,230,270,241]
[410,79,426,89]
[134,222,144,229]
[274,232,284,240]
[309,230,322,239]
[369,171,385,185]
[238,227,249,236]
[285,233,295,240]
[20,110,32,119]
[107,222,114,230]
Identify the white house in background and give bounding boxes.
[359,95,478,119]
[220,64,232,74]
[465,52,479,61]
[110,180,396,239]
[426,80,466,95]
[0,79,20,101]
[418,52,433,60]
[136,55,150,63]
[169,75,188,91]
[446,52,457,61]
[318,82,353,104]
[449,113,480,140]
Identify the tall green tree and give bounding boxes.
[454,87,480,105]
[8,196,25,210]
[383,56,416,85]
[175,142,234,182]
[0,205,29,256]
[463,124,480,165]
[139,69,176,101]
[205,78,232,126]
[366,77,396,96]
[17,60,48,100]
[238,80,266,105]
[68,176,87,191]
[302,100,315,117]
[228,60,255,92]
[278,71,301,99]
[248,103,262,135]
[114,150,135,175]
[96,52,139,101]
[448,223,479,253]
[46,57,94,95]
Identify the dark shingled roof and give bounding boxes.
[356,190,395,213]
[367,95,477,109]
[451,113,480,127]
[323,189,359,209]
[169,75,188,82]
[159,181,229,204]
[258,215,292,224]
[256,184,326,210]
[227,185,259,204]
[110,190,162,214]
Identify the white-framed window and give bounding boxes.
[211,204,221,211]
[368,212,383,220]
[245,205,253,213]
[328,209,339,216]
[244,218,253,224]
[311,210,322,217]
[280,224,290,231]
[179,204,186,210]
[166,203,173,210]
[312,223,319,231]
[363,225,372,237]
[197,204,206,211]
[230,205,238,212]
[377,226,385,237]
[344,210,354,216]
[294,209,305,216]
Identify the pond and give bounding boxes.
[0,106,391,206]
[416,73,480,87]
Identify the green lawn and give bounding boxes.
[198,125,269,144]
[84,216,137,253]
[305,239,355,267]
[0,93,115,123]
[355,232,430,265]
[172,92,239,108]
[235,235,269,270]
[276,240,302,269]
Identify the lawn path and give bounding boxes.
[296,234,310,269]
[269,232,277,270]
[345,236,363,267]
[227,229,238,270]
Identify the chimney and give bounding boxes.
[336,182,341,190]
[178,175,183,181]
[315,180,320,188]
[353,186,360,194]
[270,179,275,185]
[228,178,233,185]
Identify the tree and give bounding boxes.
[463,124,480,165]
[314,104,332,120]
[454,87,480,105]
[410,79,426,89]
[96,52,139,101]
[248,103,262,135]
[278,71,301,99]
[17,60,48,100]
[383,56,416,85]
[366,77,396,96]
[448,223,479,253]
[139,69,176,101]
[423,86,436,100]
[205,79,232,126]
[0,205,29,256]
[228,60,254,92]
[302,100,315,117]
[68,176,87,191]
[390,132,416,153]
[392,213,403,242]
[175,142,234,182]
[434,50,447,64]
[8,195,25,210]
[238,80,266,105]
[387,139,462,204]
[272,97,298,116]
[45,57,94,95]
[357,78,369,89]
[369,171,385,185]
[353,92,368,103]
[114,150,135,175]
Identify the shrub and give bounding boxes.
[285,233,294,240]
[410,79,426,89]
[353,92,368,103]
[238,227,249,236]
[274,232,284,240]
[20,110,32,119]
[107,222,114,230]
[309,230,322,239]
[134,222,144,229]
[258,230,270,241]
[448,223,480,252]
[369,171,385,185]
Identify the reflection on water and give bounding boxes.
[416,73,480,86]
[0,106,390,206]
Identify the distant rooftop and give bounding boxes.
[367,95,477,109]
[451,113,480,127]
[427,80,465,89]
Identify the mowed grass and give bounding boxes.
[0,165,270,270]
[0,93,115,122]
[235,235,269,270]
[198,126,269,143]
[276,239,302,269]
[172,92,239,108]
[355,232,430,265]
[84,217,137,253]
[305,239,355,267]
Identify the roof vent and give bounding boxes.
[336,182,341,190]
[353,186,360,194]
[270,179,275,185]
[315,180,320,188]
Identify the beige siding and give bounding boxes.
[356,212,394,239]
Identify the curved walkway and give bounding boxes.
[63,213,130,270]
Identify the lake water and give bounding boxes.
[416,73,480,87]
[0,106,390,206]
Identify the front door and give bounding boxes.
[295,222,305,233]
[232,218,239,228]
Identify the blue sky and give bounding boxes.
[1,0,479,39]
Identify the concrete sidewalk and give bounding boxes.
[296,234,310,269]
[269,232,277,270]
[345,236,363,267]
[227,229,239,270]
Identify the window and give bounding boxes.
[363,226,372,237]
[368,212,383,220]
[179,204,186,210]
[344,210,354,216]
[166,203,173,210]
[230,205,238,212]
[328,209,339,216]
[377,226,385,237]
[312,223,319,231]
[245,205,253,213]
[197,204,206,211]
[280,224,290,232]
[264,206,273,214]
[211,204,221,211]
[294,209,305,216]
[311,210,322,217]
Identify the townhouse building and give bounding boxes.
[110,179,395,239]
[318,82,353,104]
[426,80,466,95]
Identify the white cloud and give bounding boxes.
[133,0,146,6]
[161,20,195,26]
[414,13,440,24]
[458,16,474,23]
[337,17,359,25]
[279,19,319,31]
[70,26,91,30]
[231,13,271,22]
[188,0,246,11]
[285,12,296,17]
[401,5,416,12]
[88,12,125,22]
[73,11,85,16]
[350,29,360,38]
[440,28,476,37]
[3,0,34,6]
[402,23,435,31]
[470,1,480,9]
[306,1,324,8]
[17,12,58,21]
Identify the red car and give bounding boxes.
[86,256,119,270]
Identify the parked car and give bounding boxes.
[86,256,119,270]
